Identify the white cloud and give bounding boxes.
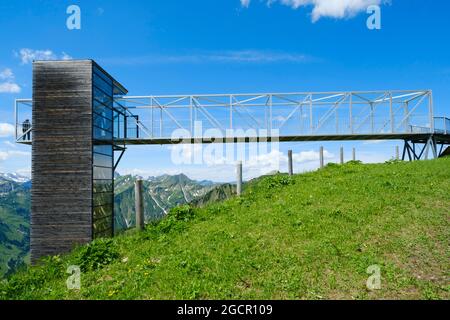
[61,52,72,60]
[210,50,308,63]
[16,48,72,64]
[15,167,31,178]
[240,0,251,8]
[0,68,21,93]
[363,139,386,145]
[169,144,203,164]
[163,146,335,181]
[0,68,13,80]
[3,141,17,148]
[246,149,283,172]
[243,0,383,22]
[104,50,311,66]
[0,82,21,93]
[292,149,333,162]
[0,123,15,137]
[0,150,30,162]
[121,145,399,183]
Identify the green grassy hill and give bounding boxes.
[1,158,449,300]
[0,182,30,277]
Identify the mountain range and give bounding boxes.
[114,173,220,230]
[0,172,234,277]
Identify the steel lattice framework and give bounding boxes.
[14,89,450,159]
[112,90,436,142]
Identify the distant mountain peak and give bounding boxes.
[115,172,217,186]
[0,173,30,183]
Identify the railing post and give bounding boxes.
[135,179,144,231]
[288,150,293,176]
[320,146,324,169]
[160,106,163,137]
[349,93,353,134]
[124,114,127,139]
[151,97,154,138]
[370,103,374,133]
[135,115,140,139]
[236,161,243,196]
[404,102,409,133]
[429,91,434,133]
[340,146,344,165]
[230,95,233,130]
[390,92,394,133]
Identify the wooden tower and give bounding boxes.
[31,60,127,263]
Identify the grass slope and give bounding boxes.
[1,158,449,300]
[0,184,30,277]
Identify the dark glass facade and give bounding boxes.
[92,65,114,238]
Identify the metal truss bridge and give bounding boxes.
[15,89,450,161]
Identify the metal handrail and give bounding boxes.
[14,91,449,144]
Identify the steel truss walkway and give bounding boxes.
[15,90,450,161]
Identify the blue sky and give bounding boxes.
[0,0,449,181]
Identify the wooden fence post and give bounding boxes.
[320,146,324,168]
[288,150,293,176]
[236,161,242,196]
[135,179,144,230]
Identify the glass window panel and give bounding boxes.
[93,180,113,193]
[93,203,113,220]
[94,115,113,132]
[94,126,113,140]
[94,67,113,86]
[93,228,113,239]
[93,73,113,96]
[92,67,114,239]
[94,166,113,180]
[114,113,127,139]
[94,145,113,157]
[94,192,113,206]
[114,100,126,111]
[94,87,113,107]
[93,215,113,227]
[93,224,113,238]
[94,100,113,120]
[93,220,112,232]
[113,82,127,96]
[94,153,112,168]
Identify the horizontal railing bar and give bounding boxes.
[121,101,426,109]
[122,90,430,100]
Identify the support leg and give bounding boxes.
[405,141,413,161]
[402,141,407,161]
[431,137,438,159]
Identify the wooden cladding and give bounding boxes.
[31,60,94,263]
